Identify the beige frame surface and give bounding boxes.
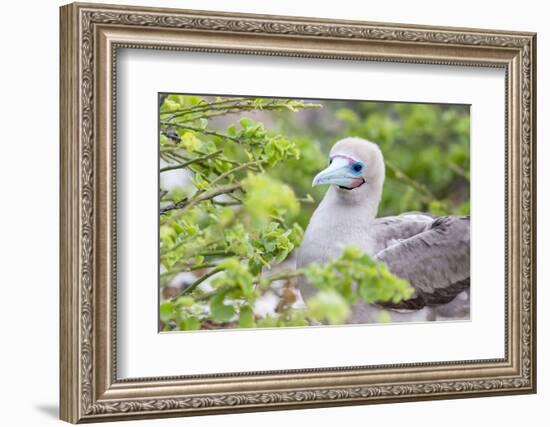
[59,2,537,423]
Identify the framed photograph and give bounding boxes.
[59,2,537,423]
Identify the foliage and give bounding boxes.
[158,94,468,331]
[333,102,470,216]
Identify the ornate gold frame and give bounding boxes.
[59,2,537,423]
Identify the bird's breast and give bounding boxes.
[297,207,376,269]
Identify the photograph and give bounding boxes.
[158,94,471,331]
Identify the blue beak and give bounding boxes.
[312,157,358,187]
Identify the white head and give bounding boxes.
[313,137,386,210]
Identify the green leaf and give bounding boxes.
[239,305,255,328]
[161,98,180,112]
[210,292,235,322]
[227,124,237,137]
[175,296,195,307]
[239,117,254,128]
[179,131,201,152]
[179,316,201,331]
[242,173,299,226]
[306,290,350,325]
[159,301,175,323]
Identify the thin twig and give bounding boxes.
[191,269,306,303]
[160,123,242,144]
[160,182,242,215]
[162,102,321,124]
[212,200,242,207]
[160,97,249,119]
[257,269,305,285]
[161,147,241,166]
[188,262,217,271]
[160,150,222,173]
[448,162,470,181]
[385,160,437,201]
[198,250,236,257]
[207,160,263,188]
[160,262,218,281]
[160,198,189,215]
[177,267,224,298]
[188,182,243,209]
[164,100,322,122]
[161,150,187,164]
[193,285,232,302]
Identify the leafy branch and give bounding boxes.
[159,150,222,173]
[160,182,242,215]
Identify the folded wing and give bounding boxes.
[374,216,470,310]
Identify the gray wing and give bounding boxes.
[370,212,434,254]
[373,216,470,310]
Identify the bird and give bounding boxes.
[296,137,470,324]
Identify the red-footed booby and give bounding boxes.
[296,137,470,323]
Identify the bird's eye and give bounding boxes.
[351,162,363,174]
[329,158,333,165]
